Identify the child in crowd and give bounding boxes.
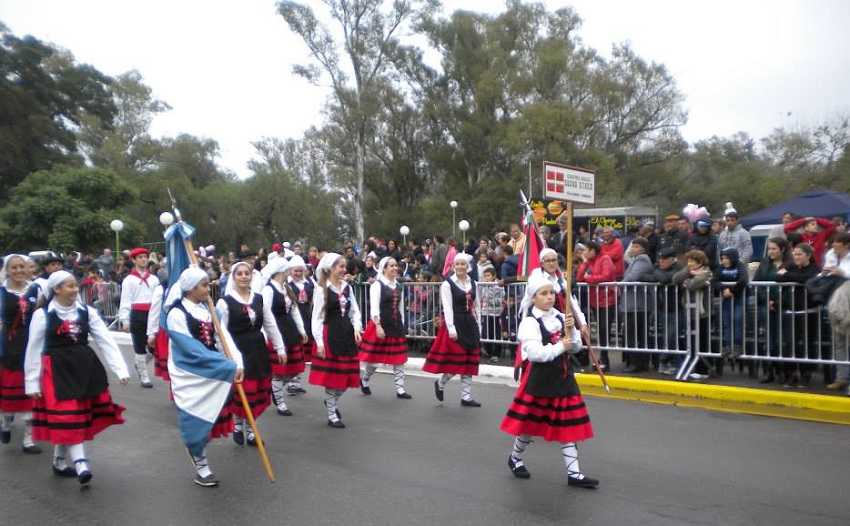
[478,266,507,363]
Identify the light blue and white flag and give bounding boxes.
[160,219,234,456]
[166,329,235,456]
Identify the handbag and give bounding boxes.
[804,274,847,307]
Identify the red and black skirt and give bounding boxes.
[228,376,272,420]
[308,325,360,390]
[422,320,480,376]
[358,321,408,365]
[500,369,594,443]
[0,368,31,413]
[31,354,125,445]
[153,330,171,382]
[268,340,306,377]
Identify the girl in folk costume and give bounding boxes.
[1,254,40,453]
[166,267,244,487]
[286,255,315,395]
[262,255,308,416]
[216,261,286,446]
[424,252,483,407]
[310,253,363,429]
[118,247,159,388]
[24,271,129,485]
[501,274,598,488]
[359,257,412,399]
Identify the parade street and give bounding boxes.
[1,365,848,526]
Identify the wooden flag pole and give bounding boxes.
[563,201,611,394]
[168,194,276,483]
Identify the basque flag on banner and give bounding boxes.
[161,220,236,456]
[517,208,544,278]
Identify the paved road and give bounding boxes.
[1,361,848,526]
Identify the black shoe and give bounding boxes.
[22,444,42,454]
[276,407,293,416]
[194,472,219,487]
[232,429,244,445]
[460,399,482,407]
[360,380,372,396]
[327,419,346,429]
[0,430,9,444]
[52,461,76,478]
[77,470,92,485]
[246,434,259,447]
[287,385,307,395]
[508,457,531,479]
[140,380,153,389]
[434,380,444,402]
[336,409,342,420]
[568,475,599,488]
[396,392,412,399]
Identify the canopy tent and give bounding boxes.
[740,188,850,229]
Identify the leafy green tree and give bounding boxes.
[0,165,139,252]
[277,0,440,244]
[0,24,116,203]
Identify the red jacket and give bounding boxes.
[576,254,618,308]
[599,238,625,278]
[784,217,835,265]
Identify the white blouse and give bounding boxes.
[311,281,362,344]
[215,289,285,356]
[439,274,480,335]
[518,306,581,363]
[262,281,307,337]
[25,301,130,395]
[167,298,244,369]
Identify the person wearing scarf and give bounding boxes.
[0,254,40,453]
[24,271,129,485]
[423,252,482,407]
[310,253,363,428]
[118,247,159,388]
[500,273,598,488]
[216,261,286,445]
[358,257,412,399]
[262,255,308,416]
[286,255,315,395]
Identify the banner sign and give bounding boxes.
[543,162,596,204]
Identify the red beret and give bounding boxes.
[272,243,281,252]
[130,247,150,259]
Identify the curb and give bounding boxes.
[113,333,850,425]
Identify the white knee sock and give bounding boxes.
[460,375,473,401]
[67,443,87,474]
[53,444,70,470]
[190,449,213,478]
[1,413,12,431]
[271,379,288,410]
[561,442,585,480]
[22,413,34,447]
[438,373,454,389]
[511,434,533,463]
[361,363,379,386]
[393,364,405,394]
[134,354,151,383]
[324,389,339,422]
[233,417,243,433]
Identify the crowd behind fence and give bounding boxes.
[81,280,849,381]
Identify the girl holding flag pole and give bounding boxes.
[166,267,244,487]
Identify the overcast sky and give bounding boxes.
[2,0,849,178]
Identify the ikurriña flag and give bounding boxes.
[517,208,544,278]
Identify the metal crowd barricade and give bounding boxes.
[105,277,850,382]
[80,282,122,328]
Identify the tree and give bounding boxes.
[277,0,440,244]
[0,24,116,203]
[78,69,171,175]
[0,165,139,252]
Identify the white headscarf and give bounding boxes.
[453,252,472,266]
[525,271,552,299]
[539,248,557,263]
[316,252,342,283]
[261,256,289,283]
[179,267,209,292]
[47,270,74,292]
[3,253,29,267]
[226,261,253,296]
[377,256,394,276]
[288,255,306,270]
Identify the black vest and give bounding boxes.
[524,314,579,398]
[44,306,109,400]
[377,282,405,337]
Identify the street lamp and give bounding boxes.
[110,219,124,255]
[159,212,174,228]
[450,200,458,239]
[458,220,470,245]
[399,225,410,246]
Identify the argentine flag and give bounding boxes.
[161,219,235,456]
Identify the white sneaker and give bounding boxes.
[689,372,709,380]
